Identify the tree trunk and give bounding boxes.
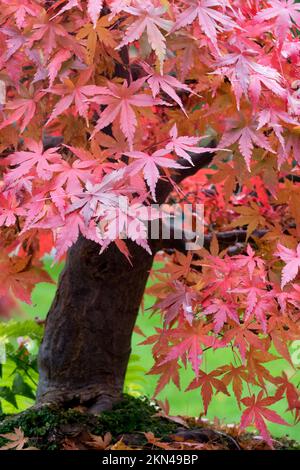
[37,236,155,412]
[37,85,215,412]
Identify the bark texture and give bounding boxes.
[37,237,155,410]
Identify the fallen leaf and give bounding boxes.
[0,428,28,450]
[110,438,134,450]
[84,432,112,450]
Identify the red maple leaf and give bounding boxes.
[159,323,215,376]
[203,298,239,333]
[222,323,265,361]
[91,78,162,148]
[154,280,198,325]
[219,364,248,406]
[159,251,194,281]
[0,253,52,304]
[240,391,289,447]
[149,358,181,397]
[246,348,279,388]
[275,372,300,418]
[187,369,230,414]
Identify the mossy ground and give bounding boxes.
[0,395,177,450]
[0,395,299,451]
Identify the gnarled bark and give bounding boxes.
[37,237,155,412]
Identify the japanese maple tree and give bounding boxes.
[0,0,299,446]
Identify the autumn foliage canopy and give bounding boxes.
[0,0,300,445]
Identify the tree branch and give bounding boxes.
[156,141,217,204]
[159,228,269,254]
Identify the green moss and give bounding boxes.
[275,436,300,451]
[1,395,298,450]
[0,395,177,450]
[97,395,177,437]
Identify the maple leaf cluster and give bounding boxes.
[0,0,299,444]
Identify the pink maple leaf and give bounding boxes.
[108,0,131,17]
[0,192,26,227]
[0,90,45,133]
[53,146,98,194]
[47,49,72,87]
[245,294,275,334]
[255,0,300,44]
[172,0,238,47]
[4,139,62,183]
[2,0,40,29]
[50,0,81,20]
[117,3,172,71]
[233,244,266,280]
[50,186,68,221]
[91,78,163,148]
[275,243,300,289]
[214,44,286,109]
[1,26,27,61]
[46,68,108,123]
[166,124,216,165]
[88,0,104,28]
[145,67,192,115]
[55,212,86,260]
[219,123,274,170]
[28,13,79,58]
[68,168,126,224]
[99,200,158,254]
[125,148,185,201]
